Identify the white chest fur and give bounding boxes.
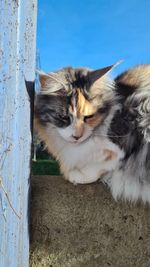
[43,126,124,184]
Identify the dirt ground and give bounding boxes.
[30,176,150,267]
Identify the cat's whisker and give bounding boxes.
[93,133,130,138]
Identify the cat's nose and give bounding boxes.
[72,135,81,140]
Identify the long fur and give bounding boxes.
[34,64,150,204]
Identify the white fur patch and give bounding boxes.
[107,170,150,204]
[37,123,124,185]
[57,123,93,143]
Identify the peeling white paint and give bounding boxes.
[0,0,37,266]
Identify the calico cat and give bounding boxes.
[34,63,150,203]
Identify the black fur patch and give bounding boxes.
[108,108,143,160]
[115,74,137,100]
[98,101,112,114]
[35,93,71,128]
[109,74,150,161]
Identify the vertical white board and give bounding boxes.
[0,0,37,266]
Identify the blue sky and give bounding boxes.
[37,0,150,76]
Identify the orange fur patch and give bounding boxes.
[86,114,103,127]
[73,120,84,138]
[76,89,103,127]
[68,89,104,138]
[76,89,95,117]
[104,149,117,161]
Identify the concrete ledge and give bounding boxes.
[30,176,150,267]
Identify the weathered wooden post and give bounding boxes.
[0,1,37,266]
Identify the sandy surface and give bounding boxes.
[30,176,150,267]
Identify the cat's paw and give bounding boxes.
[67,169,96,185]
[67,169,86,184]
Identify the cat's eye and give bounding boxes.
[56,113,67,120]
[84,114,95,122]
[60,115,69,120]
[59,114,71,124]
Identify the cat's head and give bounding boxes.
[35,64,117,143]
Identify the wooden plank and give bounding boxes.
[0,0,37,266]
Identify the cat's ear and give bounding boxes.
[88,65,113,84]
[36,70,66,93]
[88,61,122,86]
[36,70,50,91]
